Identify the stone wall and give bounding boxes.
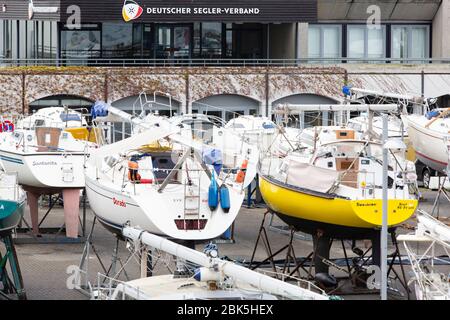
[1,64,450,115]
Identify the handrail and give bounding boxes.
[1,57,450,67]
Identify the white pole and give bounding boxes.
[381,113,389,300]
[274,104,398,114]
[122,227,329,300]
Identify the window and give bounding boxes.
[194,23,226,58]
[0,20,57,61]
[225,23,233,58]
[102,23,133,58]
[1,20,7,57]
[61,24,101,63]
[308,25,341,62]
[392,25,429,61]
[347,25,385,61]
[201,23,222,58]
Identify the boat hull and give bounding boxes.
[0,199,25,235]
[86,176,243,240]
[0,150,85,189]
[405,115,449,173]
[259,176,417,239]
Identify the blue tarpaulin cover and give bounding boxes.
[426,110,440,120]
[202,148,223,175]
[91,101,110,119]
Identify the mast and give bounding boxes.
[122,226,330,300]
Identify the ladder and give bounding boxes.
[183,170,202,222]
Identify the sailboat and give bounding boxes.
[94,226,332,300]
[348,115,407,139]
[0,168,27,300]
[264,103,419,283]
[85,116,258,240]
[398,210,450,300]
[0,107,100,238]
[0,107,99,189]
[265,103,418,238]
[0,170,26,234]
[259,139,418,239]
[403,109,450,174]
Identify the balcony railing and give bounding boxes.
[1,57,450,67]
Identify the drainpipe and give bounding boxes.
[185,72,190,114]
[22,72,26,114]
[421,70,425,98]
[104,72,109,102]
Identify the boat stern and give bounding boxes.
[352,199,418,227]
[0,199,25,232]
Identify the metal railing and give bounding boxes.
[0,172,21,202]
[94,273,146,300]
[1,57,450,68]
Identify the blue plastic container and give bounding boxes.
[219,184,230,213]
[208,171,219,211]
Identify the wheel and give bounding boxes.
[422,168,431,189]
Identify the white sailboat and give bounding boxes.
[348,115,407,139]
[93,226,331,300]
[0,107,97,189]
[403,110,450,173]
[0,107,99,238]
[85,117,258,240]
[398,210,450,300]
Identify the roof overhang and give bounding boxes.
[318,0,442,22]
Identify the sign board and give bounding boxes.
[60,0,317,23]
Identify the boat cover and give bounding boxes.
[285,160,340,194]
[202,147,223,174]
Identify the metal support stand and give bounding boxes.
[387,232,411,300]
[268,213,312,241]
[249,211,313,279]
[244,175,265,208]
[0,233,26,300]
[430,176,450,219]
[16,190,87,244]
[248,211,411,298]
[77,217,132,296]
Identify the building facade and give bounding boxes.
[1,0,447,63]
[1,0,450,131]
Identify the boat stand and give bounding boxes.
[249,210,314,279]
[430,175,450,219]
[323,232,411,299]
[244,175,267,209]
[0,232,26,300]
[249,211,411,298]
[268,214,312,241]
[15,190,87,244]
[76,217,134,296]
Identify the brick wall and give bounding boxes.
[1,65,450,115]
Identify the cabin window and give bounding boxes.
[34,119,45,127]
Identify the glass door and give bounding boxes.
[155,24,191,60]
[173,26,190,59]
[156,25,171,59]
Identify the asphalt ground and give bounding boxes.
[1,188,448,300]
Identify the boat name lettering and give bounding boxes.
[112,197,126,208]
[397,202,412,209]
[356,203,376,207]
[32,160,57,166]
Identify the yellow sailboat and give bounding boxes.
[259,140,418,239]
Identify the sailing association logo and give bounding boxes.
[122,0,144,22]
